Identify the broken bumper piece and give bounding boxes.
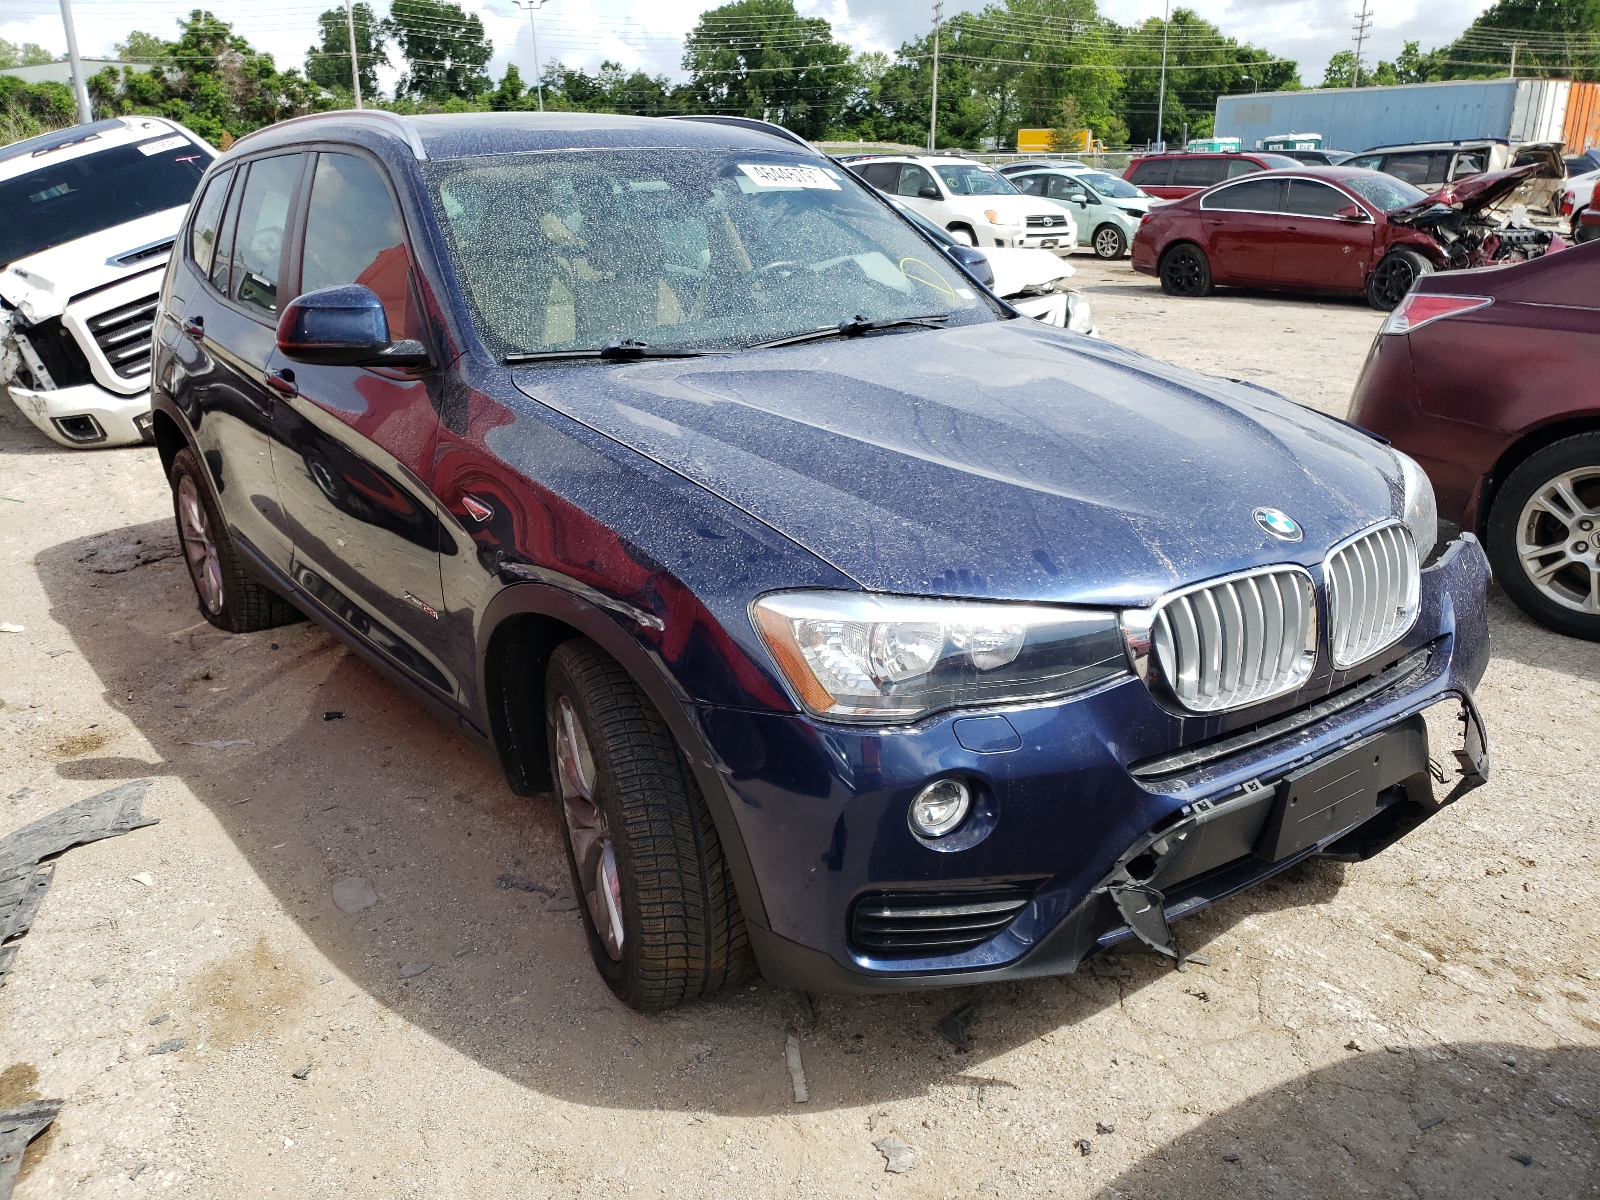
[4,381,153,448]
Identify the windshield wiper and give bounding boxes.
[506,338,736,364]
[751,313,952,350]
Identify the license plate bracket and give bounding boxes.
[1258,729,1397,862]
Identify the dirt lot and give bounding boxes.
[2,258,1597,1199]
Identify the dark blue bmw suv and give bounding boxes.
[148,111,1491,1011]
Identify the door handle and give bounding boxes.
[267,368,298,396]
[183,316,204,340]
[1284,225,1299,233]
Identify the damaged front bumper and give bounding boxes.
[4,380,153,447]
[726,535,1492,994]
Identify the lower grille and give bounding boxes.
[1150,566,1317,713]
[18,317,94,389]
[87,293,158,379]
[850,885,1035,958]
[1325,523,1419,669]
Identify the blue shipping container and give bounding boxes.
[1215,79,1570,154]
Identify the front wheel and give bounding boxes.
[545,639,754,1011]
[1486,433,1600,640]
[1092,224,1127,259]
[169,447,298,632]
[1159,243,1211,297]
[1367,247,1434,311]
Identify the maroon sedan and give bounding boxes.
[1122,151,1300,200]
[1350,238,1600,639]
[1131,165,1562,310]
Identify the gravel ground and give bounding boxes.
[2,259,1596,1199]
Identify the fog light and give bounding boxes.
[909,778,970,838]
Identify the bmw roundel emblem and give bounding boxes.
[1254,507,1302,541]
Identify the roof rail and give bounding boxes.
[663,114,814,151]
[230,109,428,161]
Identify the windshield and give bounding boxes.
[1079,171,1146,200]
[0,134,210,265]
[427,149,992,357]
[932,163,1018,196]
[1343,172,1428,213]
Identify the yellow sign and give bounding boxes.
[1016,128,1091,153]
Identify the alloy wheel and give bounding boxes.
[1516,467,1600,614]
[554,694,625,960]
[177,474,225,615]
[1161,248,1203,295]
[1094,227,1123,258]
[1370,255,1416,309]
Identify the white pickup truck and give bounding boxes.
[1,116,215,447]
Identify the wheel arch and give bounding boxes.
[1475,414,1600,537]
[1158,237,1206,265]
[945,221,977,242]
[476,582,771,930]
[151,407,189,479]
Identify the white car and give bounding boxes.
[1,116,216,447]
[888,197,1095,334]
[1561,167,1600,242]
[846,155,1076,251]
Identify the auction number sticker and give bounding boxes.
[138,135,190,156]
[738,163,840,190]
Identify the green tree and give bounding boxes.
[486,63,528,110]
[306,3,388,99]
[683,0,854,140]
[1433,0,1600,78]
[0,76,75,143]
[114,32,168,62]
[385,0,493,101]
[1322,49,1359,87]
[0,39,56,68]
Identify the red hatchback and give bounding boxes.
[1350,239,1600,639]
[1131,165,1561,310]
[1123,151,1300,200]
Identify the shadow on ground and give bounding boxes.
[26,517,1485,1119]
[1095,1041,1598,1198]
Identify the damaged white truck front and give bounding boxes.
[1,117,214,447]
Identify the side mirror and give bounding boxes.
[276,284,430,368]
[917,185,941,200]
[944,243,994,289]
[1336,203,1368,222]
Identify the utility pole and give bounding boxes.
[928,0,942,152]
[344,0,363,110]
[1351,0,1372,89]
[57,0,92,126]
[1509,42,1518,78]
[512,0,546,112]
[1155,0,1170,152]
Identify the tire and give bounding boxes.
[1367,247,1433,311]
[168,447,299,633]
[947,224,976,246]
[1092,224,1127,259]
[1158,243,1211,297]
[545,639,755,1011]
[1485,433,1600,640]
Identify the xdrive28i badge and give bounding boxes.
[1254,507,1302,541]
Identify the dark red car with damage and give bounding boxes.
[1350,238,1600,639]
[1131,165,1563,311]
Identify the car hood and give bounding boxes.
[981,247,1074,298]
[1389,165,1540,223]
[0,206,185,322]
[511,320,1400,607]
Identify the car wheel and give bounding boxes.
[545,638,755,1011]
[1158,243,1211,297]
[1486,434,1600,640]
[1092,224,1126,259]
[169,447,299,633]
[1367,247,1433,311]
[947,225,976,246]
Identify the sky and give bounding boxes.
[1,0,1494,94]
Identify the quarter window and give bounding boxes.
[1225,159,1264,178]
[224,154,303,315]
[1282,179,1351,218]
[300,152,418,341]
[209,168,242,294]
[189,168,232,277]
[1200,177,1285,212]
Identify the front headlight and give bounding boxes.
[983,209,1022,226]
[752,591,1129,723]
[1392,449,1438,562]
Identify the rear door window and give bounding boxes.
[1174,158,1228,187]
[189,168,233,278]
[856,162,898,191]
[1200,177,1285,212]
[1128,159,1172,186]
[1450,151,1488,179]
[299,152,419,341]
[224,154,304,317]
[1011,173,1046,196]
[1347,154,1383,172]
[1283,179,1351,217]
[1384,151,1446,186]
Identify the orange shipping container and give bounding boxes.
[1563,80,1600,153]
